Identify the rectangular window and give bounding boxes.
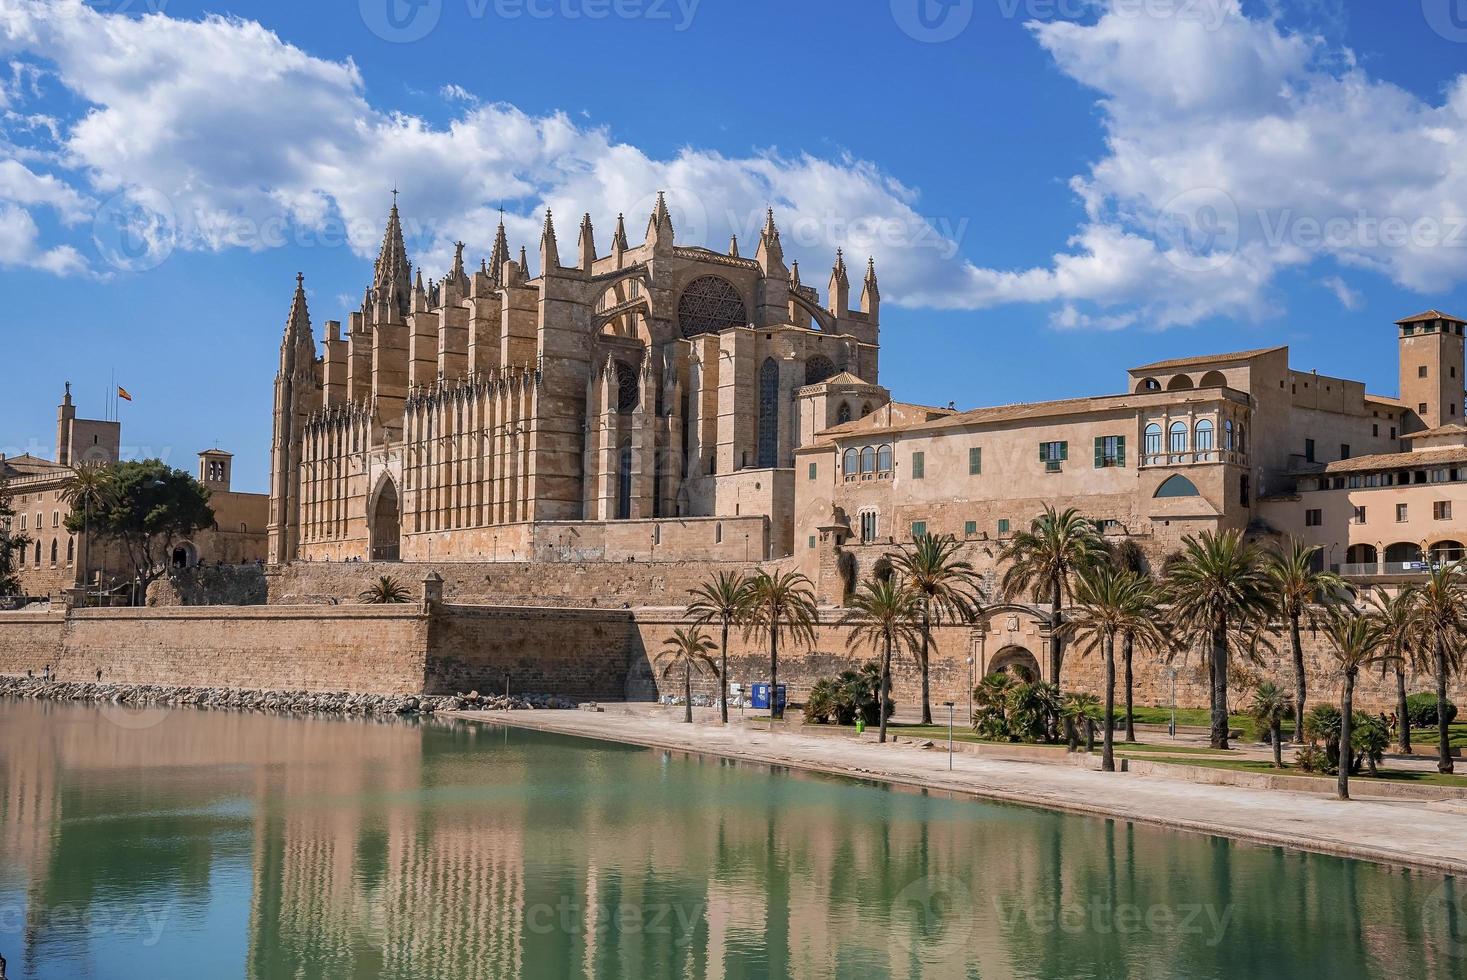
[860,511,879,543]
[1305,509,1322,527]
[1094,435,1126,468]
[1372,424,1379,437]
[808,535,817,550]
[964,520,978,536]
[969,447,982,476]
[911,452,925,480]
[997,518,1011,535]
[910,521,927,540]
[1040,441,1068,471]
[1304,439,1316,463]
[1340,444,1350,460]
[1420,365,1430,378]
[1240,475,1250,508]
[52,511,59,528]
[807,462,817,481]
[1353,506,1366,524]
[1436,501,1452,521]
[1397,503,1409,522]
[1420,403,1429,415]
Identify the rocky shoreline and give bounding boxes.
[0,676,577,717]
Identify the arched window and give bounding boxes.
[843,448,858,476]
[1236,423,1246,453]
[1224,419,1234,450]
[34,540,41,565]
[678,275,747,337]
[757,357,779,468]
[1155,475,1201,498]
[877,444,893,472]
[1195,419,1214,452]
[49,539,58,565]
[837,402,853,425]
[66,538,74,565]
[1144,423,1162,456]
[861,402,873,417]
[1169,421,1188,454]
[860,446,876,474]
[805,355,836,385]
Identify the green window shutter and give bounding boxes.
[969,447,981,475]
[1039,443,1047,462]
[1095,437,1105,469]
[998,518,1010,535]
[1059,441,1069,461]
[912,452,925,479]
[1117,435,1126,468]
[964,520,977,536]
[808,462,817,480]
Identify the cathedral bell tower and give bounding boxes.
[1397,310,1467,434]
[267,273,320,564]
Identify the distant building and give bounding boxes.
[0,387,267,599]
[794,311,1465,601]
[268,194,883,564]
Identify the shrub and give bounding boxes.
[804,665,893,727]
[1295,742,1329,774]
[1406,692,1459,729]
[1301,704,1388,775]
[970,672,1061,744]
[803,679,836,725]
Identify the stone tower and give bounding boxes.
[267,273,320,564]
[1397,310,1467,434]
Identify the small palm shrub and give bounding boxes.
[1302,704,1388,775]
[803,679,837,724]
[970,673,1062,744]
[360,576,411,604]
[1406,692,1458,728]
[801,665,893,726]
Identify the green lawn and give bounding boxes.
[1124,706,1297,738]
[1134,755,1467,788]
[884,724,1232,756]
[1408,724,1467,750]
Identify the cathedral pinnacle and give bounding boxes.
[578,212,596,270]
[612,212,629,252]
[728,234,739,258]
[540,209,561,271]
[489,213,511,286]
[372,196,412,318]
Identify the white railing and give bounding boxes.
[1333,561,1436,577]
[1140,450,1249,468]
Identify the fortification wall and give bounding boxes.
[426,605,635,699]
[0,610,65,675]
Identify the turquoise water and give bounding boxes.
[0,698,1462,979]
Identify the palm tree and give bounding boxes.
[743,570,819,720]
[1409,562,1467,774]
[1319,610,1393,800]
[1367,587,1421,754]
[359,575,411,604]
[842,576,922,743]
[999,505,1107,688]
[1249,681,1292,769]
[1266,538,1348,744]
[61,462,116,597]
[1164,530,1277,749]
[1108,539,1151,743]
[687,571,752,724]
[657,627,721,724]
[890,532,982,724]
[1063,565,1168,771]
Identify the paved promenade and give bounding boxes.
[452,704,1467,876]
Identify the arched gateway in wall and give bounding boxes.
[370,478,402,561]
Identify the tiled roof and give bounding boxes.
[1405,423,1467,439]
[1396,309,1465,325]
[1130,346,1286,373]
[1364,393,1406,408]
[1302,445,1467,475]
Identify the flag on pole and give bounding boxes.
[117,387,133,402]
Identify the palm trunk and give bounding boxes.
[919,603,933,725]
[1122,631,1135,743]
[878,634,892,744]
[1290,614,1306,744]
[769,603,781,721]
[1272,718,1282,768]
[1338,672,1354,800]
[719,617,730,725]
[1438,639,1454,774]
[1211,620,1230,750]
[684,659,693,724]
[1102,631,1116,773]
[1050,573,1064,687]
[1395,664,1411,755]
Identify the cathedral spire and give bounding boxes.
[756,206,785,276]
[540,209,560,273]
[578,212,596,272]
[372,196,412,318]
[612,213,629,252]
[728,234,739,258]
[790,259,801,288]
[281,272,315,373]
[828,248,850,317]
[645,191,674,250]
[861,255,880,316]
[488,210,511,287]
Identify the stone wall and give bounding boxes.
[266,558,782,608]
[426,605,634,699]
[149,563,269,606]
[0,606,429,694]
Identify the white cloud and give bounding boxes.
[0,0,1463,322]
[0,159,89,222]
[0,202,88,275]
[1321,275,1361,310]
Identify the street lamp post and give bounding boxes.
[1168,668,1178,739]
[944,701,955,770]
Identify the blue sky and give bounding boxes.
[4,0,1467,491]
